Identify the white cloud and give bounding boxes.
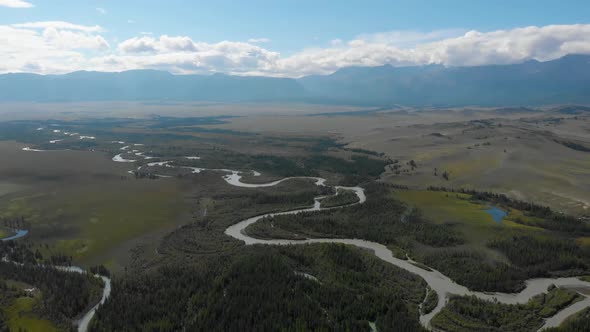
[12,21,104,32]
[0,0,33,8]
[1,24,590,77]
[247,38,270,43]
[118,36,158,53]
[112,37,279,74]
[96,7,107,15]
[127,19,135,24]
[0,21,109,74]
[42,27,110,50]
[273,24,590,76]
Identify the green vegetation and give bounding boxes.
[92,245,426,332]
[0,228,10,239]
[0,181,188,266]
[431,287,581,332]
[320,188,359,208]
[3,112,590,332]
[0,242,104,329]
[422,250,526,292]
[1,295,60,332]
[394,188,590,291]
[545,308,590,331]
[247,183,464,249]
[421,288,438,315]
[489,236,588,278]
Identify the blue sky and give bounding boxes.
[0,0,589,75]
[2,0,589,54]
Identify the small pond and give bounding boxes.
[485,207,507,223]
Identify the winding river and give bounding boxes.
[220,172,590,331]
[12,143,590,331]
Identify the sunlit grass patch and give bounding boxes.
[576,237,590,248]
[4,296,59,332]
[0,228,10,238]
[393,190,494,226]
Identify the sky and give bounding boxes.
[0,0,589,76]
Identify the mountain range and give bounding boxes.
[0,54,589,107]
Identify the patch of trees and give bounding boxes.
[1,216,30,231]
[211,184,332,209]
[432,295,543,332]
[250,155,317,177]
[90,265,111,277]
[421,288,438,315]
[248,183,464,249]
[320,189,359,208]
[344,147,386,157]
[489,236,588,277]
[0,262,103,326]
[422,250,527,292]
[424,235,590,292]
[546,308,590,332]
[131,171,161,180]
[554,139,590,152]
[306,155,389,185]
[432,288,580,332]
[0,241,37,264]
[91,245,426,331]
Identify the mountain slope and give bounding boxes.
[0,54,588,106]
[298,54,590,106]
[0,70,305,102]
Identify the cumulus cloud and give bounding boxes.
[0,0,33,8]
[0,21,109,74]
[42,27,110,50]
[112,37,279,74]
[274,24,590,76]
[1,23,590,76]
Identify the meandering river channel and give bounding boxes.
[10,145,590,331]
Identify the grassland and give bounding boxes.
[1,104,589,330]
[3,296,59,332]
[0,228,9,238]
[1,294,60,332]
[201,105,590,215]
[0,114,387,271]
[392,190,544,262]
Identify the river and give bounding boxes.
[221,172,590,331]
[8,145,590,331]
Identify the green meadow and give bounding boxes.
[0,179,189,268]
[3,296,60,332]
[392,190,548,262]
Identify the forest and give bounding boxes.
[91,245,427,332]
[247,183,464,248]
[431,287,581,332]
[320,189,359,208]
[0,243,103,329]
[546,308,590,331]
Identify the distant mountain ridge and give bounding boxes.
[0,54,589,106]
[0,70,305,103]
